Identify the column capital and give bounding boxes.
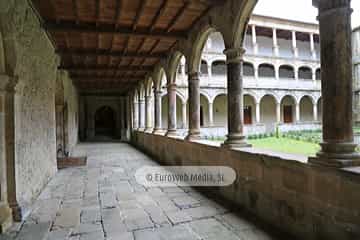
[167,83,177,91]
[188,72,200,81]
[223,48,245,64]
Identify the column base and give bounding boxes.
[152,128,162,135]
[309,142,360,168]
[9,202,22,222]
[185,131,201,141]
[0,202,13,233]
[165,129,177,137]
[144,128,153,133]
[221,134,251,149]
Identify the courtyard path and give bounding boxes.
[1,143,285,240]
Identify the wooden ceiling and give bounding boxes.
[31,0,219,92]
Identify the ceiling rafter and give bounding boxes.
[56,49,167,59]
[150,0,170,32]
[133,0,148,31]
[59,65,152,71]
[43,21,187,40]
[166,1,191,32]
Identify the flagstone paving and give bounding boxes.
[1,143,287,240]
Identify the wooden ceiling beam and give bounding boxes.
[150,0,170,32]
[59,65,152,71]
[44,21,187,40]
[56,49,167,58]
[133,0,148,30]
[167,1,191,32]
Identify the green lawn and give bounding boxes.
[248,137,320,156]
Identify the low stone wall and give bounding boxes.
[132,131,360,240]
[278,122,321,133]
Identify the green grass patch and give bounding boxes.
[248,137,320,156]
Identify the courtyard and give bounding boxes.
[1,143,285,240]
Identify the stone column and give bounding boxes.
[292,31,298,58]
[138,98,145,130]
[181,102,187,129]
[145,95,153,132]
[3,78,22,221]
[0,76,14,231]
[166,83,177,137]
[276,102,281,123]
[208,102,214,127]
[313,104,318,122]
[252,25,258,55]
[309,0,360,167]
[295,103,300,122]
[133,100,139,130]
[310,33,317,60]
[153,90,162,134]
[186,73,201,140]
[272,28,279,56]
[222,48,250,148]
[255,102,261,124]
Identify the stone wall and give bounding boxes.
[132,131,360,240]
[0,0,61,209]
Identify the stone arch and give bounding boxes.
[298,66,313,80]
[280,95,297,123]
[299,95,314,122]
[0,18,17,76]
[213,93,227,127]
[315,68,321,80]
[212,60,226,75]
[167,51,186,84]
[188,25,218,74]
[232,0,258,49]
[200,59,208,75]
[279,65,295,79]
[244,94,256,125]
[243,62,255,77]
[259,94,277,125]
[145,76,154,97]
[153,65,167,91]
[258,63,276,78]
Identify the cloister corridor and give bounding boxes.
[0,143,285,240]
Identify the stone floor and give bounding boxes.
[1,143,286,240]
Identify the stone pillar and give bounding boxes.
[166,83,177,137]
[181,102,187,129]
[255,102,261,124]
[222,48,250,148]
[313,104,318,122]
[153,90,162,134]
[276,102,281,123]
[312,69,317,81]
[3,78,22,222]
[133,100,139,130]
[295,103,300,122]
[252,25,258,55]
[292,31,298,58]
[186,73,201,140]
[254,65,259,80]
[310,33,317,60]
[0,76,14,232]
[275,67,279,80]
[138,98,145,130]
[309,0,360,167]
[209,102,214,127]
[145,95,153,132]
[272,28,279,56]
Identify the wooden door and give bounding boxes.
[244,106,252,125]
[283,105,293,123]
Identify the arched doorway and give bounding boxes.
[95,106,116,138]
